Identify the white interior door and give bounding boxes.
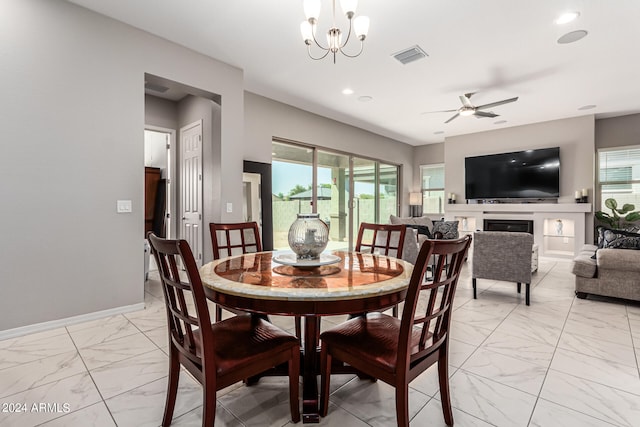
[180,120,203,266]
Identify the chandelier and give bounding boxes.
[300,0,370,63]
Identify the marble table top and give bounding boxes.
[199,251,413,302]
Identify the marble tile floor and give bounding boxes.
[1,258,639,426]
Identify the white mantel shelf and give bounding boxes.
[444,203,592,258]
[445,203,592,214]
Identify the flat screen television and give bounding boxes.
[465,147,560,200]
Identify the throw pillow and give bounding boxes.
[406,224,432,239]
[596,226,607,249]
[601,229,640,250]
[597,225,640,248]
[432,220,459,239]
[389,214,405,225]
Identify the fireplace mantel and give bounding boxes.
[445,203,592,258]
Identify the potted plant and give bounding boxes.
[595,198,640,229]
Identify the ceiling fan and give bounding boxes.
[430,93,519,124]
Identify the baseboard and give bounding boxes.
[0,303,146,341]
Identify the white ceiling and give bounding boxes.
[68,0,640,146]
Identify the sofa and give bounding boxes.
[388,215,459,264]
[571,244,640,301]
[388,215,432,264]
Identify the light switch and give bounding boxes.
[226,202,233,213]
[117,200,132,213]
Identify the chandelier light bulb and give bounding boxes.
[327,28,342,52]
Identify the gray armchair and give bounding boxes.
[472,231,534,305]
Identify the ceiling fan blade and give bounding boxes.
[445,113,460,124]
[474,111,499,118]
[459,95,473,108]
[476,96,519,110]
[422,109,457,114]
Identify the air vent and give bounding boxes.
[392,45,428,65]
[144,82,169,93]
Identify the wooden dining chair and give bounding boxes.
[355,222,406,259]
[148,233,300,426]
[210,222,302,340]
[356,222,407,317]
[319,235,472,427]
[209,222,262,322]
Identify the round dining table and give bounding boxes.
[200,250,413,423]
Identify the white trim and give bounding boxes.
[0,303,146,341]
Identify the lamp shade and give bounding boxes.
[340,0,358,16]
[303,0,321,20]
[300,21,314,42]
[353,15,370,39]
[409,192,422,206]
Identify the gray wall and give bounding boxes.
[412,143,445,190]
[442,115,596,242]
[595,113,640,149]
[244,92,415,216]
[444,115,595,204]
[145,95,179,130]
[0,0,244,331]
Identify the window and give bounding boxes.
[598,146,640,210]
[420,164,445,214]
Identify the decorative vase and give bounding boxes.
[288,213,329,260]
[555,219,563,236]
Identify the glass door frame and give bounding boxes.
[272,138,403,251]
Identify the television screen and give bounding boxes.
[465,147,560,200]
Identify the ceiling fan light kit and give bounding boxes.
[442,93,519,124]
[300,0,369,63]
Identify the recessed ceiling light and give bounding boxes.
[358,95,373,102]
[434,131,444,135]
[578,104,597,110]
[557,30,588,44]
[494,120,507,125]
[555,11,580,25]
[342,88,354,95]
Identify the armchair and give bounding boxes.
[472,231,534,305]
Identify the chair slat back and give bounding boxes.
[355,223,406,259]
[210,222,262,259]
[399,236,471,369]
[148,233,214,366]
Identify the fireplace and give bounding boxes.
[484,219,534,234]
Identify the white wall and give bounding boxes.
[244,92,415,215]
[144,131,168,169]
[0,0,244,332]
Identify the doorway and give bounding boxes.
[243,161,274,251]
[144,126,176,238]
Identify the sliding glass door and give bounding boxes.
[317,150,350,251]
[272,140,400,251]
[271,142,313,249]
